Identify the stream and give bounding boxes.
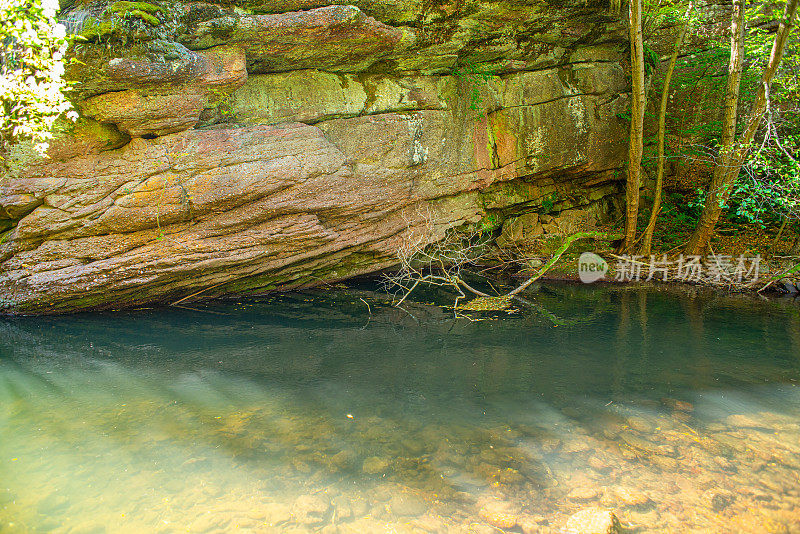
[1,284,799,533]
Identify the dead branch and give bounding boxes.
[384,211,620,311]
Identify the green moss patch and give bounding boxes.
[108,1,165,15]
[78,2,165,40]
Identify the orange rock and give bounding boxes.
[80,46,247,138]
[565,508,622,534]
[479,500,519,529]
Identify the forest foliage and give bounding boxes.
[631,0,800,254]
[0,0,75,156]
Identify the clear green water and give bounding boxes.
[1,284,799,533]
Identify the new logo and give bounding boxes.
[578,252,608,283]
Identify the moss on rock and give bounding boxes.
[108,1,165,15]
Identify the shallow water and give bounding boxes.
[1,284,799,533]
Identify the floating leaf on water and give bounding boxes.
[458,296,513,311]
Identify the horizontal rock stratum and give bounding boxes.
[1,1,630,314]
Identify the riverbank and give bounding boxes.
[492,222,800,297]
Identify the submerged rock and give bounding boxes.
[568,486,601,501]
[661,398,694,413]
[478,500,519,529]
[613,487,652,508]
[388,493,428,517]
[726,414,771,430]
[362,456,391,475]
[518,514,548,534]
[564,508,622,534]
[291,494,331,525]
[263,502,293,526]
[330,450,356,470]
[703,489,735,512]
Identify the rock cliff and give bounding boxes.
[0,0,631,313]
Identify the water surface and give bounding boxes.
[1,284,799,533]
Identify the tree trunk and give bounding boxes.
[623,0,647,252]
[685,0,798,255]
[639,2,693,255]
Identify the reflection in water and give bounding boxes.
[1,285,799,533]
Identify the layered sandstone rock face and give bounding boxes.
[0,0,630,313]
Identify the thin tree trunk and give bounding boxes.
[685,0,798,255]
[684,0,745,256]
[640,2,693,255]
[624,0,647,252]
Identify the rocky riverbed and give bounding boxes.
[3,385,799,533]
[1,286,799,533]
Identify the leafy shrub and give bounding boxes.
[0,0,75,157]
